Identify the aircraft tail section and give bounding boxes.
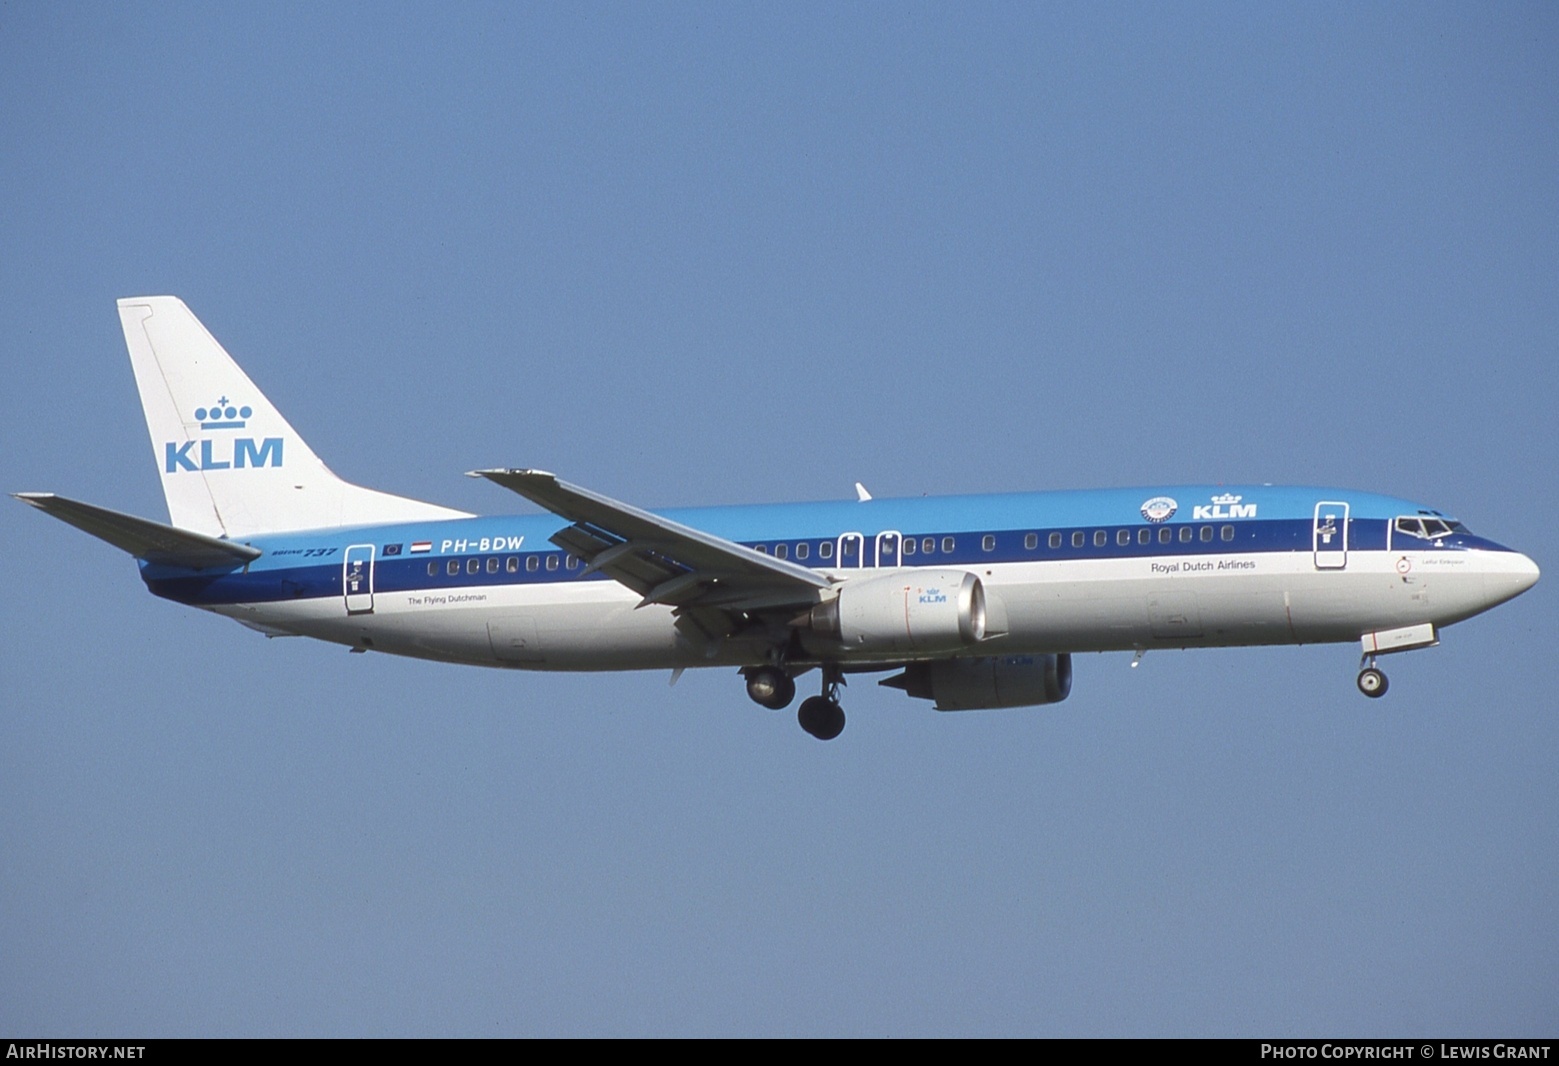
[118,297,469,536]
[13,492,261,569]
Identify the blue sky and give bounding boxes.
[2,2,1555,1036]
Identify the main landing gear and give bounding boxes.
[744,665,796,710]
[797,694,845,741]
[1356,655,1389,698]
[745,663,845,739]
[796,665,846,741]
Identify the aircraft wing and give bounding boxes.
[14,492,261,569]
[469,470,830,626]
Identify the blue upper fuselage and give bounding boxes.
[138,484,1517,607]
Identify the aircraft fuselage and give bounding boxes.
[139,486,1538,673]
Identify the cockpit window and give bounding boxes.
[1397,516,1464,540]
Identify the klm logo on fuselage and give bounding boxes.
[164,397,283,473]
[918,587,948,605]
[1192,493,1257,521]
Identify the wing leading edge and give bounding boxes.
[469,470,831,635]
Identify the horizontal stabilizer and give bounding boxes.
[13,493,261,569]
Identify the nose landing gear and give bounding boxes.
[1356,654,1389,698]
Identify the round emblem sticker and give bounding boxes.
[1140,496,1178,523]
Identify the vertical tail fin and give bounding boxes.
[118,297,468,536]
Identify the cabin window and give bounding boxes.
[1071,531,1085,548]
[796,543,809,560]
[774,544,788,560]
[1093,530,1107,547]
[982,535,995,552]
[507,557,518,573]
[1220,525,1235,542]
[1049,532,1062,549]
[922,537,935,554]
[466,558,479,575]
[942,536,956,554]
[526,556,539,572]
[1200,526,1213,542]
[1159,527,1172,545]
[1024,533,1038,550]
[1117,529,1131,546]
[566,554,579,570]
[1179,527,1193,543]
[902,538,915,556]
[545,555,559,571]
[447,559,459,576]
[1138,528,1151,545]
[820,542,834,559]
[427,561,438,577]
[754,545,767,554]
[486,557,499,574]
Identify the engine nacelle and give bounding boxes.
[885,653,1073,710]
[807,569,986,654]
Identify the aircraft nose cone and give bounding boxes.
[1485,551,1540,607]
[1514,552,1540,593]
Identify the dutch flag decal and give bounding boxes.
[410,541,432,554]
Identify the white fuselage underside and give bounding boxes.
[210,548,1531,671]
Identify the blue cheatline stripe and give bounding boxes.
[140,517,1507,608]
[231,484,1451,558]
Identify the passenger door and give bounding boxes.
[344,544,375,614]
[1313,502,1349,570]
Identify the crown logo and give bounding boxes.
[194,397,252,430]
[1211,493,1242,506]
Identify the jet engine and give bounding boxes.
[882,653,1073,710]
[804,568,986,654]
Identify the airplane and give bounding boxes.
[15,297,1541,739]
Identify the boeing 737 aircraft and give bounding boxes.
[16,298,1540,738]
